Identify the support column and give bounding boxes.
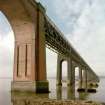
[9,1,49,93]
[34,4,49,93]
[67,59,75,87]
[84,69,88,90]
[56,55,62,86]
[67,59,75,95]
[79,67,83,88]
[72,65,75,92]
[67,58,72,86]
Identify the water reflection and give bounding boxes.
[78,92,89,100]
[56,86,62,100]
[56,86,76,100]
[56,85,90,100]
[67,86,75,100]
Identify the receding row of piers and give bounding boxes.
[56,54,88,91]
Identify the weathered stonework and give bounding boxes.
[0,0,48,93]
[11,80,49,93]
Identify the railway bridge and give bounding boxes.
[0,0,99,93]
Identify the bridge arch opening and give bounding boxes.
[0,11,14,79]
[46,48,57,95]
[46,48,57,79]
[75,67,79,85]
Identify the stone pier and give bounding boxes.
[0,0,49,93]
[79,67,83,89]
[83,69,88,90]
[56,55,76,93]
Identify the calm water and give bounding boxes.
[0,77,105,105]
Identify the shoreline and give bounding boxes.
[12,98,104,105]
[11,92,104,105]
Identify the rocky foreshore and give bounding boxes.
[11,92,104,105]
[24,100,102,105]
[12,98,104,105]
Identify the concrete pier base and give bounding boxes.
[11,81,49,93]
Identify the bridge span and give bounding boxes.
[0,0,99,93]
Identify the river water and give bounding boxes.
[0,77,105,105]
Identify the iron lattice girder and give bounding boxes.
[44,17,85,66]
[44,20,70,54]
[44,15,99,81]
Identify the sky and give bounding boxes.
[0,0,105,77]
